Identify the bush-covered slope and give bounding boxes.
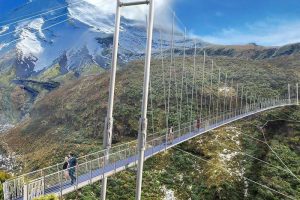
[64,107,300,199]
[1,54,300,199]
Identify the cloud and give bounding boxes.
[71,0,174,26]
[0,26,9,34]
[198,19,300,46]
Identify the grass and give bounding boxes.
[37,64,62,81]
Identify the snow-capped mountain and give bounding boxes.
[0,0,204,79]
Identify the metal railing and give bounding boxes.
[3,98,294,200]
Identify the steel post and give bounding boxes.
[101,1,121,199]
[135,0,155,199]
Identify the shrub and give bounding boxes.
[0,171,10,183]
[33,194,58,200]
[0,171,11,200]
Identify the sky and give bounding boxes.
[173,0,300,46]
[1,0,300,46]
[0,0,27,16]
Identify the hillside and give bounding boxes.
[1,53,299,169]
[197,43,300,60]
[0,50,299,199]
[62,106,300,199]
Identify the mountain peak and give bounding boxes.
[0,0,203,79]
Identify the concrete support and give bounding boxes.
[135,0,155,199]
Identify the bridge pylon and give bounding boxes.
[100,0,153,199]
[101,1,155,200]
[100,0,121,199]
[135,1,155,200]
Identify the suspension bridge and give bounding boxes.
[2,0,300,200]
[3,99,297,200]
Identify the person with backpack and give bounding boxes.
[68,153,78,185]
[196,118,201,130]
[168,126,174,144]
[63,156,70,180]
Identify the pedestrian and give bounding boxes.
[68,153,78,185]
[169,126,174,144]
[63,156,69,180]
[196,118,201,130]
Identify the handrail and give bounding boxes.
[7,99,294,182]
[6,138,139,182]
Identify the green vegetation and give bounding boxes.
[33,194,58,200]
[241,107,300,199]
[64,107,300,199]
[37,64,62,81]
[80,64,105,76]
[0,68,28,124]
[1,54,300,199]
[0,171,11,200]
[0,69,16,86]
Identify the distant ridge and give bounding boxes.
[199,43,300,60]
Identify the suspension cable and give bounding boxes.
[167,39,172,129]
[173,45,180,129]
[149,80,155,134]
[218,139,295,176]
[195,48,200,118]
[261,127,300,183]
[0,0,84,27]
[240,85,244,110]
[208,60,214,117]
[179,28,187,129]
[145,15,154,135]
[174,147,296,200]
[238,116,300,183]
[229,79,234,112]
[216,68,221,118]
[200,51,206,120]
[0,12,69,37]
[185,49,190,112]
[223,73,228,116]
[2,17,71,47]
[235,83,239,114]
[159,30,168,130]
[190,42,197,123]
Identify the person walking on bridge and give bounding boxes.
[63,156,70,180]
[68,153,78,185]
[196,118,201,130]
[168,126,174,144]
